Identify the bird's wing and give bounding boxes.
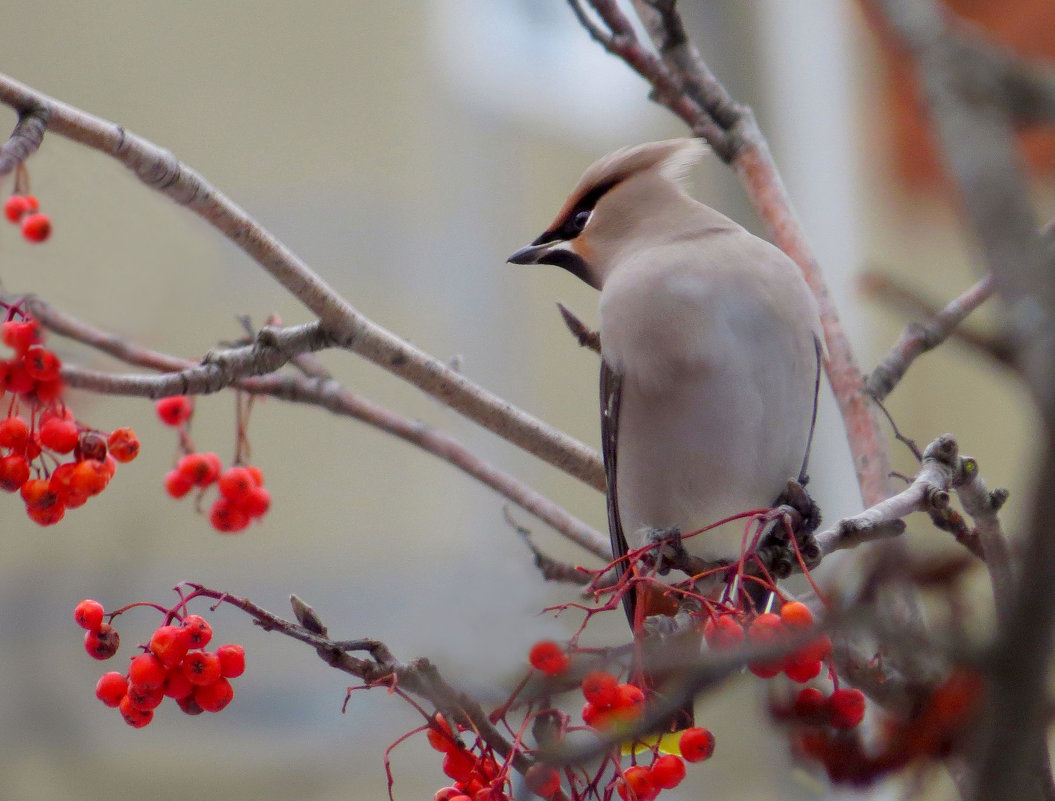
[796,334,825,486]
[600,358,634,625]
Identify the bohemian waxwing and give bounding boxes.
[509,139,824,722]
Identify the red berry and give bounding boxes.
[611,683,645,720]
[581,670,619,707]
[181,614,213,648]
[176,694,204,715]
[581,701,612,729]
[240,486,271,518]
[128,653,167,690]
[524,764,561,797]
[20,477,55,509]
[107,427,140,462]
[210,496,250,532]
[217,466,254,502]
[31,376,64,404]
[163,666,195,700]
[155,395,192,426]
[194,676,234,712]
[679,727,716,762]
[783,657,823,683]
[441,748,476,782]
[50,464,86,507]
[176,452,220,486]
[4,361,34,394]
[84,623,120,660]
[39,418,79,453]
[4,195,32,223]
[747,612,784,643]
[74,599,105,631]
[75,430,108,462]
[434,789,466,801]
[181,650,222,686]
[118,694,153,727]
[427,713,458,753]
[828,688,866,729]
[216,643,245,678]
[0,415,30,451]
[796,635,833,665]
[703,615,745,650]
[69,458,109,496]
[26,501,65,526]
[125,683,164,711]
[23,345,60,381]
[648,754,686,790]
[164,469,193,498]
[245,464,264,486]
[792,687,829,724]
[1,319,41,354]
[528,640,569,676]
[95,671,128,707]
[780,601,814,629]
[0,454,30,491]
[149,624,192,668]
[617,765,656,801]
[21,212,51,243]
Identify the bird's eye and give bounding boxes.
[569,209,591,233]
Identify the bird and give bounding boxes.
[508,138,824,727]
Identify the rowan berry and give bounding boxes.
[194,676,234,712]
[32,376,64,403]
[69,458,109,496]
[528,640,569,676]
[210,496,250,532]
[524,764,561,797]
[245,464,264,486]
[780,601,814,630]
[155,395,192,426]
[84,623,120,659]
[581,701,611,729]
[703,614,745,650]
[107,427,140,462]
[747,612,784,643]
[26,501,65,525]
[149,624,192,668]
[679,727,716,762]
[581,670,619,708]
[181,614,213,648]
[176,452,219,486]
[21,212,51,243]
[0,415,29,451]
[427,713,458,753]
[828,688,866,729]
[442,748,476,782]
[20,478,55,509]
[241,485,271,518]
[95,671,128,707]
[4,194,33,223]
[39,418,79,453]
[434,788,466,801]
[176,694,204,715]
[217,466,254,502]
[611,683,645,719]
[4,361,35,394]
[164,469,193,498]
[181,650,222,686]
[75,430,108,462]
[128,653,167,691]
[23,345,60,381]
[649,753,686,790]
[783,656,823,683]
[51,463,87,508]
[125,683,164,711]
[163,666,194,700]
[617,765,656,801]
[118,694,153,727]
[216,643,245,678]
[0,454,30,491]
[74,599,105,631]
[1,318,40,353]
[795,635,832,665]
[792,687,829,724]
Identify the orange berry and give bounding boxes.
[194,676,234,712]
[617,765,656,801]
[703,615,745,650]
[181,614,213,648]
[74,599,105,631]
[780,601,814,629]
[149,625,192,668]
[39,418,79,453]
[216,643,245,678]
[70,458,109,496]
[20,478,57,509]
[26,500,65,525]
[181,650,221,686]
[649,754,686,790]
[107,427,140,462]
[581,670,619,707]
[95,671,128,707]
[0,415,30,451]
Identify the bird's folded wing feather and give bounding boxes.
[600,359,635,625]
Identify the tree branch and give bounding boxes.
[0,73,606,493]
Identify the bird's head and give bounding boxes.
[507,139,707,289]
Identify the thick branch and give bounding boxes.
[22,296,610,560]
[0,73,605,492]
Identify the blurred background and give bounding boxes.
[0,1,1050,799]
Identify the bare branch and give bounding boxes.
[867,275,997,400]
[0,73,605,492]
[0,105,48,177]
[22,296,610,560]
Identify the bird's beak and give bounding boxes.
[507,239,555,265]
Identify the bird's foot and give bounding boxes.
[642,526,685,576]
[642,595,702,637]
[755,480,823,578]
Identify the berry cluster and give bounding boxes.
[76,598,245,728]
[702,601,833,683]
[4,194,51,243]
[1,314,139,525]
[156,396,271,532]
[429,714,512,800]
